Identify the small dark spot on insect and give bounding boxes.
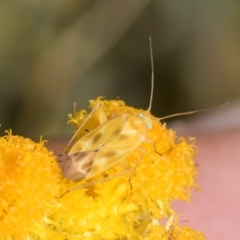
[113,127,122,135]
[82,158,94,171]
[92,133,102,143]
[74,152,90,162]
[104,151,116,158]
[118,135,129,140]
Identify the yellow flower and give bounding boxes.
[47,98,205,239]
[0,98,206,239]
[0,131,61,240]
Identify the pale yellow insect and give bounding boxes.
[61,38,163,183]
[60,37,227,193]
[61,104,143,181]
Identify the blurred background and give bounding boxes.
[1,0,240,139]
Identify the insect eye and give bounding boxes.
[147,123,152,129]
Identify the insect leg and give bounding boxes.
[128,138,162,185]
[62,103,107,154]
[59,169,130,198]
[128,147,145,183]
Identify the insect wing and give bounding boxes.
[68,113,128,155]
[64,114,130,180]
[88,131,145,177]
[62,150,98,180]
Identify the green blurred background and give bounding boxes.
[0,0,239,138]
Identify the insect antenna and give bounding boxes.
[147,36,154,113]
[158,102,229,122]
[147,37,228,122]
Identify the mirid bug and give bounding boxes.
[60,37,227,196]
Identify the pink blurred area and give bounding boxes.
[172,129,240,239]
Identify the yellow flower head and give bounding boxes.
[0,131,61,240]
[50,98,205,240]
[0,98,206,239]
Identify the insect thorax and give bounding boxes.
[122,112,151,137]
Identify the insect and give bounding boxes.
[60,37,227,195]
